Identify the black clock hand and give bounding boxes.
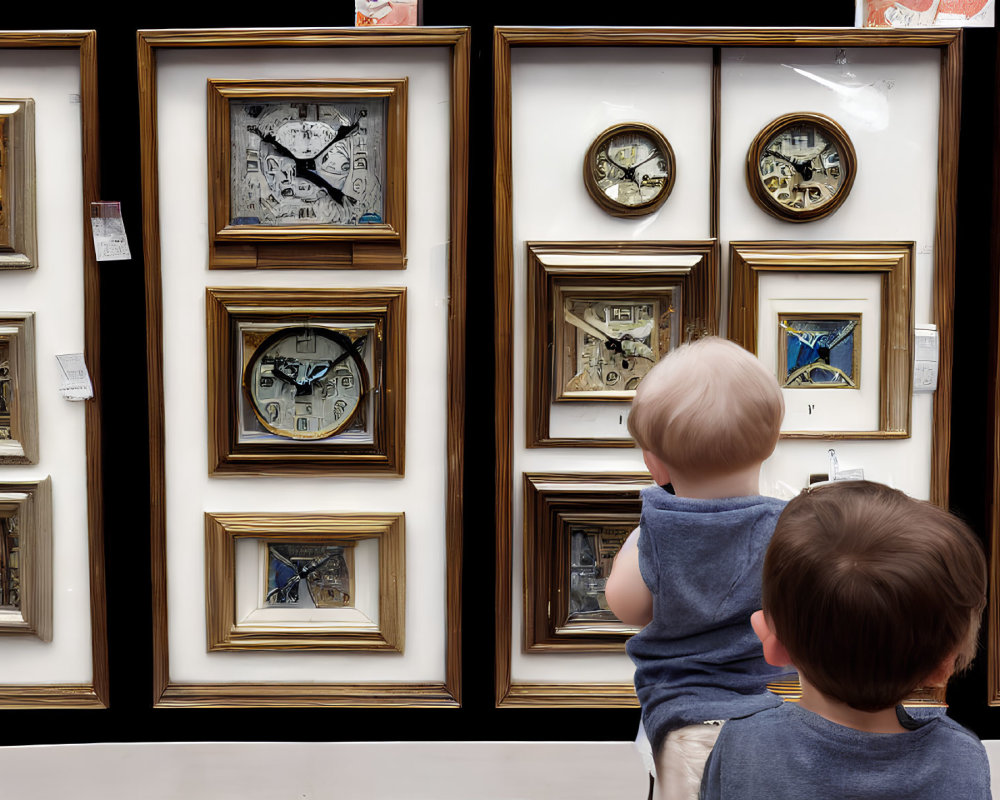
[295,166,357,207]
[622,151,660,181]
[248,126,298,160]
[311,119,361,161]
[298,554,332,578]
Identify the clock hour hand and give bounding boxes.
[248,126,298,161]
[294,165,357,207]
[312,119,361,160]
[272,357,336,396]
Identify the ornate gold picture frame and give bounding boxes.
[207,78,407,269]
[523,473,645,653]
[0,478,51,642]
[205,512,404,652]
[526,241,718,447]
[729,241,913,439]
[206,287,406,476]
[0,98,36,270]
[0,313,37,465]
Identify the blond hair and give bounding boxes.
[627,337,783,476]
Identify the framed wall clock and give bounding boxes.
[746,112,857,222]
[0,99,36,270]
[583,122,675,217]
[207,78,407,269]
[206,287,406,476]
[204,511,405,652]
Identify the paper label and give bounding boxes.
[90,202,132,262]
[55,354,94,401]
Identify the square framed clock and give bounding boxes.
[207,79,407,269]
[0,99,36,270]
[206,287,406,475]
[205,511,404,651]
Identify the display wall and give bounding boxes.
[0,0,995,748]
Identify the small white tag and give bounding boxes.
[90,202,132,262]
[914,324,938,392]
[55,354,93,400]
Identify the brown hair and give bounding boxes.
[763,480,986,711]
[627,337,783,477]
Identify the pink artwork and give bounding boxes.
[355,0,420,26]
[859,0,994,26]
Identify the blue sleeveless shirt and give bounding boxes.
[627,487,790,751]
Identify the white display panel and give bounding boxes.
[156,46,451,683]
[722,47,940,499]
[509,47,715,686]
[506,41,944,691]
[0,48,91,683]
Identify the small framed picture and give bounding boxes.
[0,477,51,642]
[526,241,718,447]
[0,313,37,465]
[730,241,912,438]
[205,511,404,651]
[207,79,407,269]
[0,99,36,270]
[206,287,405,476]
[523,473,651,652]
[778,313,861,389]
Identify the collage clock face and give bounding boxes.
[229,98,387,227]
[747,112,856,222]
[242,327,369,440]
[583,123,675,217]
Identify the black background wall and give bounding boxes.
[0,2,997,746]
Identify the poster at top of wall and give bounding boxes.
[856,0,994,27]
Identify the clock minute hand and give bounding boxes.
[563,310,625,355]
[248,126,298,161]
[311,119,361,160]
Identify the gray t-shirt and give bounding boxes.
[627,488,791,752]
[700,702,991,799]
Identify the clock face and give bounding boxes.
[242,327,369,440]
[747,113,856,222]
[584,123,675,217]
[229,98,387,227]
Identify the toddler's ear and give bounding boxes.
[751,610,793,668]
[642,451,671,486]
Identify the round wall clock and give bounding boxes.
[583,123,676,217]
[242,326,369,440]
[746,112,857,222]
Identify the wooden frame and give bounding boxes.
[205,512,404,651]
[0,313,38,465]
[0,478,51,642]
[523,474,647,654]
[207,78,408,270]
[0,98,36,270]
[140,27,468,708]
[745,112,857,224]
[496,27,962,708]
[0,31,106,710]
[582,122,676,218]
[206,287,406,476]
[525,240,719,448]
[729,241,913,438]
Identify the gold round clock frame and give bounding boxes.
[583,122,677,218]
[242,325,370,441]
[746,111,857,223]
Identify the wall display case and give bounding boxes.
[0,32,106,709]
[495,28,961,707]
[0,98,36,270]
[139,28,468,707]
